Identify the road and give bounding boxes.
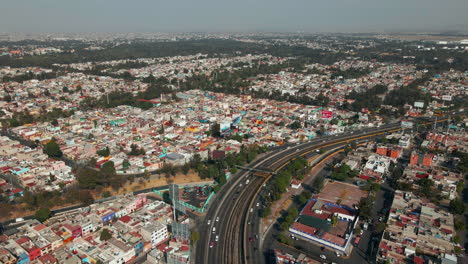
[196,115,457,264]
[197,122,403,264]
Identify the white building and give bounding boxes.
[141,221,168,247]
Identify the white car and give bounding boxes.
[215,235,219,242]
[320,255,327,260]
[216,217,220,222]
[256,202,260,207]
[335,252,341,257]
[207,220,211,225]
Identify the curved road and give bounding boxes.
[196,115,458,264]
[196,121,404,264]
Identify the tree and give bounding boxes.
[43,138,62,158]
[454,219,465,231]
[191,231,200,243]
[312,176,325,193]
[100,229,112,241]
[374,222,387,234]
[277,233,292,245]
[358,197,372,221]
[78,190,94,205]
[101,161,116,176]
[35,208,51,222]
[260,207,272,218]
[449,198,466,215]
[97,146,110,157]
[211,122,221,137]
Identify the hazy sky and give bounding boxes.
[1,0,467,33]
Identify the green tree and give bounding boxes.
[97,146,110,157]
[358,197,373,221]
[101,161,116,176]
[454,219,465,231]
[35,208,51,222]
[43,138,62,158]
[260,207,272,218]
[449,198,466,215]
[100,229,112,241]
[312,176,325,192]
[191,231,200,243]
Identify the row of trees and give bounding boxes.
[5,107,74,128]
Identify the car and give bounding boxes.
[207,220,211,225]
[212,227,216,233]
[249,237,254,243]
[215,235,219,242]
[320,255,327,260]
[250,208,254,213]
[335,252,341,257]
[209,241,214,248]
[256,202,260,207]
[216,217,220,222]
[255,234,259,240]
[379,216,383,222]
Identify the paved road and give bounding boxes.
[197,122,405,264]
[196,115,458,264]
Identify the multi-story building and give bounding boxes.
[141,221,169,247]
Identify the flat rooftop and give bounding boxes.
[318,181,368,208]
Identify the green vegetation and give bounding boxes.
[43,138,63,158]
[260,207,272,218]
[128,144,146,156]
[383,75,432,109]
[358,196,374,221]
[454,218,465,231]
[279,207,299,231]
[344,84,388,112]
[295,190,312,207]
[96,146,110,157]
[190,230,200,243]
[330,164,358,181]
[449,198,466,215]
[6,108,74,128]
[452,151,468,174]
[35,208,51,222]
[276,233,293,245]
[100,229,112,241]
[311,175,325,193]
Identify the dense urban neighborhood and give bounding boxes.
[0,32,466,264]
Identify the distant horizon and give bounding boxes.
[1,29,467,36]
[1,0,467,34]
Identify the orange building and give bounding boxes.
[410,152,419,166]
